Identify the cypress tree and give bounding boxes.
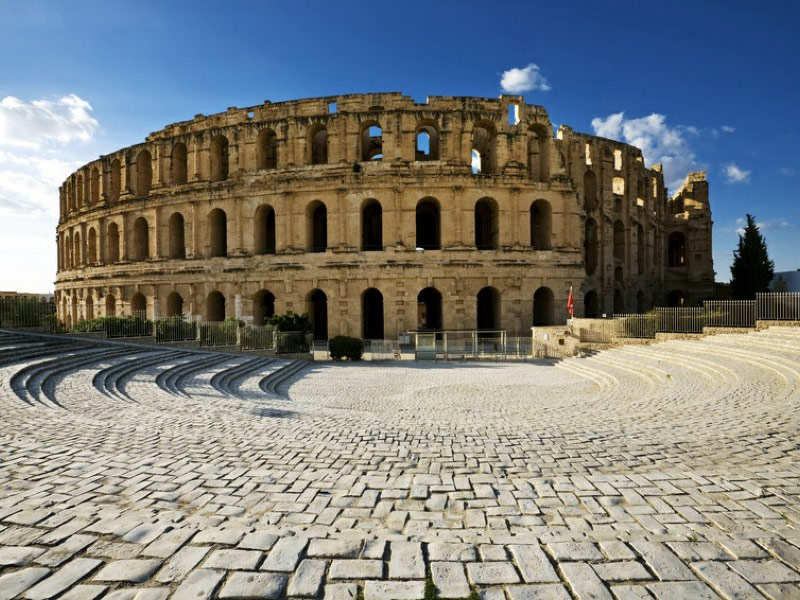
[730,214,774,299]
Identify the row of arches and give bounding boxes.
[60,198,555,269]
[62,120,555,213]
[583,219,649,277]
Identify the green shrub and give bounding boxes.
[329,336,363,361]
[268,311,312,333]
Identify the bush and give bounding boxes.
[268,311,312,333]
[329,336,363,361]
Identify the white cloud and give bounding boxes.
[779,167,795,177]
[590,111,698,189]
[724,163,750,183]
[733,216,794,236]
[721,125,735,133]
[500,63,551,94]
[0,94,99,149]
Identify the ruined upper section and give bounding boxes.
[57,93,672,220]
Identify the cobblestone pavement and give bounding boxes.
[1,327,799,599]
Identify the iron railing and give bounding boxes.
[655,307,704,334]
[757,292,800,321]
[613,313,657,339]
[155,316,198,343]
[0,297,58,331]
[704,300,756,328]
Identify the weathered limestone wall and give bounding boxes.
[54,93,713,337]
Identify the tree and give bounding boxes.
[730,214,774,299]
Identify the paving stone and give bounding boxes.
[593,561,652,582]
[103,590,170,600]
[0,567,50,600]
[0,545,46,566]
[203,548,262,570]
[389,541,424,579]
[647,581,718,599]
[24,558,103,600]
[559,562,613,600]
[364,580,425,599]
[93,558,162,582]
[758,583,800,599]
[431,562,470,598]
[155,545,209,583]
[324,583,359,600]
[35,534,95,567]
[218,571,288,599]
[239,530,279,551]
[467,562,520,585]
[171,568,225,600]
[330,559,384,579]
[508,544,559,583]
[428,542,477,562]
[59,585,107,600]
[545,542,603,562]
[288,558,327,596]
[308,538,362,558]
[728,559,800,583]
[609,586,652,600]
[690,560,763,598]
[632,541,694,581]
[262,536,307,572]
[505,584,571,600]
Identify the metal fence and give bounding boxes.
[703,300,756,328]
[655,307,705,334]
[105,311,153,338]
[613,314,657,338]
[0,297,57,330]
[155,316,198,342]
[757,292,800,321]
[412,331,529,360]
[364,339,400,360]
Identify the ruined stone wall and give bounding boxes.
[54,93,711,336]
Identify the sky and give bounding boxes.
[1,0,798,292]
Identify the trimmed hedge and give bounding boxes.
[329,336,363,361]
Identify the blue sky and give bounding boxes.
[1,0,798,292]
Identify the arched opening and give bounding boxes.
[208,208,227,257]
[106,222,120,263]
[530,199,552,250]
[417,287,442,331]
[133,217,149,261]
[308,289,328,340]
[206,290,225,321]
[105,294,116,317]
[415,124,440,160]
[477,287,500,330]
[309,125,328,165]
[210,135,229,182]
[533,286,555,326]
[416,198,440,250]
[131,292,146,315]
[256,129,278,170]
[90,168,100,204]
[637,224,645,275]
[85,295,94,321]
[361,199,382,251]
[360,124,382,161]
[307,201,327,252]
[668,232,686,267]
[361,288,384,339]
[171,142,187,185]
[254,204,276,255]
[613,220,625,262]
[528,124,550,182]
[87,227,97,264]
[471,123,495,174]
[613,289,624,314]
[584,218,598,275]
[76,174,84,207]
[169,212,186,259]
[636,290,645,313]
[615,266,624,283]
[474,197,499,249]
[73,231,82,266]
[584,290,599,318]
[110,159,121,202]
[253,290,275,326]
[584,170,598,210]
[667,289,685,307]
[166,292,183,317]
[136,149,152,196]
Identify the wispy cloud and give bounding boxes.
[590,111,698,189]
[724,163,750,183]
[779,167,795,177]
[0,94,99,149]
[732,216,795,236]
[500,63,551,94]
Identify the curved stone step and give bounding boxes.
[258,360,309,398]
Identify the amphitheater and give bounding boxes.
[1,325,799,599]
[54,93,713,339]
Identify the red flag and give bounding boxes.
[567,286,574,318]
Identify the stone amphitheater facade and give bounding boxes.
[54,93,714,338]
